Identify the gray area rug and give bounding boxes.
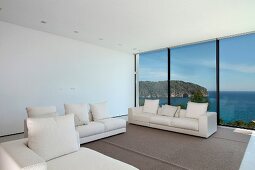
[83,124,251,170]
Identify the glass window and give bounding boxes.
[220,33,255,129]
[138,49,168,106]
[170,41,216,111]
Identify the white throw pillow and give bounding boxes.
[90,102,111,120]
[186,102,208,119]
[26,106,57,118]
[174,106,182,117]
[27,114,79,161]
[64,104,89,126]
[178,109,186,118]
[29,112,57,118]
[143,99,159,114]
[158,105,179,117]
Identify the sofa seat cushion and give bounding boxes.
[150,116,173,126]
[97,118,126,132]
[76,122,105,138]
[171,117,199,131]
[132,113,155,123]
[47,148,138,170]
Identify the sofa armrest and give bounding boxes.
[0,139,47,170]
[198,112,217,138]
[128,107,143,123]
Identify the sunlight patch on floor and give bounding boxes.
[233,128,254,136]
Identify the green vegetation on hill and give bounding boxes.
[220,119,255,129]
[139,80,208,98]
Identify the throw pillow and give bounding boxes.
[26,106,57,118]
[90,102,111,120]
[64,104,89,126]
[174,106,182,117]
[158,105,178,117]
[186,102,208,119]
[178,108,187,118]
[143,99,159,114]
[29,112,57,118]
[27,114,79,161]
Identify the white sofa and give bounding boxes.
[128,106,217,138]
[25,116,126,144]
[24,106,126,144]
[77,115,126,144]
[0,137,137,170]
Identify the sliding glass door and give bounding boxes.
[219,33,255,129]
[138,49,168,106]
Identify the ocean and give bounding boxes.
[141,91,255,123]
[218,91,255,123]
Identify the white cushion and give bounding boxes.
[150,115,173,126]
[47,148,138,170]
[29,112,57,118]
[76,122,105,138]
[132,113,155,123]
[27,114,79,161]
[26,106,57,118]
[88,111,93,121]
[179,109,187,118]
[176,107,181,117]
[171,117,199,131]
[143,99,159,114]
[175,108,186,118]
[64,104,89,126]
[186,102,208,119]
[157,107,162,115]
[158,105,179,117]
[97,118,126,132]
[90,102,111,121]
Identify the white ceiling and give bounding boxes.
[0,0,255,54]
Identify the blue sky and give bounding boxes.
[220,33,255,91]
[139,33,255,91]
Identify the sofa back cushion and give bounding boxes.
[174,106,181,117]
[64,104,89,126]
[143,99,159,114]
[178,109,186,118]
[88,111,93,121]
[90,102,111,121]
[158,105,180,117]
[186,102,208,119]
[26,106,57,118]
[27,114,79,161]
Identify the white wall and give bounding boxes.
[0,21,134,136]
